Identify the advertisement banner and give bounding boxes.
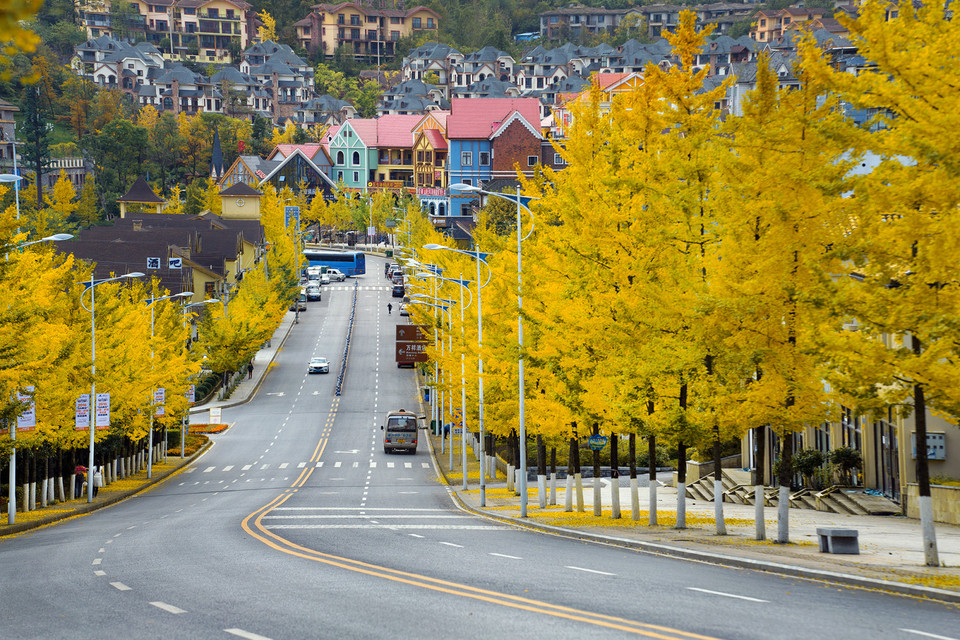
[209,407,222,424]
[154,388,165,416]
[75,394,90,430]
[16,386,35,432]
[186,384,195,404]
[95,392,110,429]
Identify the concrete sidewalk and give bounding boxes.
[427,429,960,603]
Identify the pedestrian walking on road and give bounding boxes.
[387,303,392,315]
[74,466,86,499]
[247,362,254,379]
[92,467,102,498]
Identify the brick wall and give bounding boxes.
[491,119,540,178]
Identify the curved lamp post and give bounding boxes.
[422,243,492,505]
[80,271,145,502]
[180,299,219,458]
[448,183,536,517]
[143,291,194,478]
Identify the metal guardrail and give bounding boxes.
[335,281,359,396]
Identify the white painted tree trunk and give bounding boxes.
[488,455,496,480]
[676,483,686,529]
[776,485,790,543]
[631,477,639,521]
[564,474,573,511]
[57,476,65,503]
[537,474,546,508]
[575,473,584,512]
[40,478,47,507]
[29,481,35,510]
[549,472,557,505]
[514,469,521,496]
[593,478,602,516]
[648,481,657,526]
[22,482,28,511]
[610,473,621,519]
[714,479,726,535]
[919,495,940,567]
[506,464,515,492]
[755,485,766,541]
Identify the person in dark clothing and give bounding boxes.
[387,303,392,314]
[74,466,86,499]
[247,362,254,379]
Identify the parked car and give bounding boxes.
[399,304,409,316]
[320,273,331,285]
[326,268,347,281]
[306,285,322,301]
[290,290,307,312]
[308,357,329,374]
[392,284,405,298]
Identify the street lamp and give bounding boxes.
[6,233,75,524]
[409,296,457,468]
[80,271,145,503]
[415,271,474,491]
[180,299,218,458]
[144,291,194,478]
[449,183,536,516]
[423,243,492,505]
[0,172,21,228]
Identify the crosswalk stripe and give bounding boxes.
[352,461,358,468]
[387,462,395,468]
[242,465,252,471]
[203,466,215,473]
[260,464,269,470]
[370,462,377,468]
[223,465,234,471]
[298,462,306,468]
[279,463,289,469]
[404,463,412,469]
[334,461,342,468]
[422,463,429,468]
[316,461,324,467]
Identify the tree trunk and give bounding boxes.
[536,435,546,508]
[776,431,794,544]
[572,434,583,512]
[549,447,557,505]
[713,429,726,535]
[629,433,639,521]
[648,434,658,525]
[592,424,601,516]
[755,425,766,541]
[676,382,688,529]
[913,335,940,566]
[609,432,620,519]
[506,430,515,492]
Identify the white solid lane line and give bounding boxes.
[439,542,464,548]
[224,629,274,640]
[565,566,616,576]
[901,630,959,640]
[150,602,187,614]
[489,553,522,560]
[687,587,768,603]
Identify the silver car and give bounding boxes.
[308,357,329,374]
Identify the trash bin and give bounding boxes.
[386,249,394,258]
[423,388,430,403]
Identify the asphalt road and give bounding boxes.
[2,261,958,640]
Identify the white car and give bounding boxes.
[320,273,331,285]
[326,268,347,281]
[308,357,329,374]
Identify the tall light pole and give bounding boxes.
[180,299,218,458]
[80,271,145,503]
[414,272,474,491]
[449,183,535,516]
[423,244,491,504]
[6,233,74,524]
[144,291,193,478]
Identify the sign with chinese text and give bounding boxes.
[95,392,110,429]
[16,386,35,432]
[75,394,90,430]
[417,187,446,197]
[154,388,165,416]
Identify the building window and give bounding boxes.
[412,17,421,28]
[350,14,360,25]
[390,30,400,41]
[353,171,359,182]
[479,152,489,166]
[338,171,343,181]
[337,151,344,164]
[527,156,537,166]
[461,151,472,165]
[427,18,434,28]
[352,151,360,165]
[390,17,401,24]
[351,28,360,39]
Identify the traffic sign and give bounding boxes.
[587,434,608,451]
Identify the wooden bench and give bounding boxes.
[816,527,859,555]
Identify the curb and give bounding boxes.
[0,440,213,538]
[189,314,297,415]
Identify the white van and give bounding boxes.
[381,410,426,454]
